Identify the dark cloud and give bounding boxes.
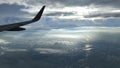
[1,0,120,8]
[84,12,120,18]
[0,4,33,25]
[45,12,75,16]
[0,4,27,16]
[33,0,120,8]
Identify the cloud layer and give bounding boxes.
[0,0,120,27]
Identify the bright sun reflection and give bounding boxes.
[47,34,81,38]
[84,44,93,51]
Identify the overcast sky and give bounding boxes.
[0,0,120,27]
[1,0,120,56]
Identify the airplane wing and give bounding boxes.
[0,5,45,31]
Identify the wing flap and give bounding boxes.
[7,27,26,31]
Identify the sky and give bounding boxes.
[0,0,120,54]
[1,1,120,68]
[0,0,120,28]
[0,0,120,50]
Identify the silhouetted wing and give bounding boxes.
[0,6,45,31]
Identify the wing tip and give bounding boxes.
[32,5,45,22]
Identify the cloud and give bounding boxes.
[24,0,120,20]
[34,48,67,54]
[0,4,31,25]
[1,27,120,68]
[0,39,10,44]
[9,0,119,8]
[84,12,120,19]
[45,12,75,16]
[0,4,28,17]
[0,0,120,22]
[49,0,120,8]
[1,27,120,56]
[0,0,120,7]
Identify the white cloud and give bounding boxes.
[0,39,11,44]
[0,0,26,6]
[34,48,67,54]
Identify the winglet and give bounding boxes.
[32,5,45,22]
